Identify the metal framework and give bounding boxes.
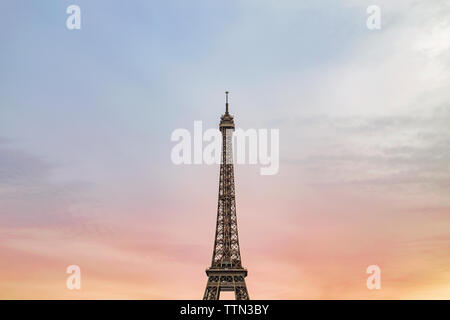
[203,92,249,300]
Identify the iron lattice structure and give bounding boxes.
[203,92,249,300]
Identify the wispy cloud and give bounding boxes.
[283,105,450,195]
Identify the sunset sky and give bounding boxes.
[1,0,450,299]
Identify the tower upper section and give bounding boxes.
[219,91,235,130]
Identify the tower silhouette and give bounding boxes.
[203,92,249,300]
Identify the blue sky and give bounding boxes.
[0,0,376,199]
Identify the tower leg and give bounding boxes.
[234,276,249,300]
[203,277,220,300]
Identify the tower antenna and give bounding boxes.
[225,91,229,114]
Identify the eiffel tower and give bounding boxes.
[203,92,249,300]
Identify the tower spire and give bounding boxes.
[225,91,229,114]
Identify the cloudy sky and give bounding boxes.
[1,0,450,299]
